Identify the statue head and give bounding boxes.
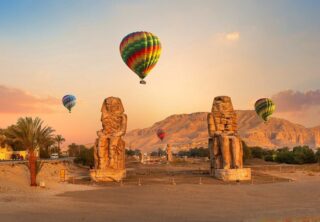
[212,96,234,112]
[101,97,124,114]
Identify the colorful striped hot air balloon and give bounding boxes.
[120,31,162,84]
[254,98,275,122]
[62,95,76,113]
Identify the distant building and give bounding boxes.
[0,144,38,160]
[0,144,13,160]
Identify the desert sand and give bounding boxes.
[0,160,320,222]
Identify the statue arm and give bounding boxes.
[113,114,127,137]
[207,113,216,137]
[121,114,127,135]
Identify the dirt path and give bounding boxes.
[1,178,320,221]
[1,161,320,222]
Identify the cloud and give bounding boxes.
[214,32,240,44]
[271,89,320,112]
[0,85,60,113]
[225,32,240,41]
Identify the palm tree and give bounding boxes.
[54,135,65,154]
[5,117,54,186]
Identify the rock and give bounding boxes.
[214,168,251,181]
[90,97,127,182]
[166,144,173,162]
[207,96,251,181]
[125,111,320,151]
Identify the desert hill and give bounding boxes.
[125,111,320,152]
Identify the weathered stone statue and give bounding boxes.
[90,97,127,182]
[139,152,144,164]
[207,96,251,181]
[166,144,173,162]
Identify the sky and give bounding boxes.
[0,0,319,148]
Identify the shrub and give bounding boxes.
[274,146,316,164]
[315,148,320,163]
[126,149,141,156]
[292,146,316,164]
[189,147,209,157]
[264,155,274,162]
[74,147,94,167]
[275,149,295,164]
[251,147,264,159]
[39,147,50,159]
[242,141,252,161]
[177,147,209,158]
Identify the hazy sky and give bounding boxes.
[0,0,319,147]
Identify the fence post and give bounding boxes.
[60,169,66,182]
[171,177,176,185]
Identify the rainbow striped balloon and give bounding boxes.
[120,31,161,84]
[254,98,275,122]
[62,95,76,113]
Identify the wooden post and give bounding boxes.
[60,169,66,182]
[171,177,176,185]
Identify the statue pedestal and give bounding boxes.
[214,168,251,181]
[90,169,126,182]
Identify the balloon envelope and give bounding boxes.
[120,31,161,84]
[254,98,275,122]
[62,95,76,113]
[156,128,166,141]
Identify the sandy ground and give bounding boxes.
[0,160,320,222]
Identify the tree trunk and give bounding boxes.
[29,150,37,186]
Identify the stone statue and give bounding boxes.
[90,97,127,182]
[139,152,144,164]
[207,96,251,181]
[166,144,173,162]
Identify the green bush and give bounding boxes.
[242,141,252,161]
[126,149,141,156]
[177,147,209,158]
[251,147,264,159]
[39,147,50,159]
[264,155,275,162]
[189,147,209,157]
[275,149,295,164]
[274,146,316,164]
[315,148,320,163]
[150,148,166,157]
[74,146,94,167]
[240,143,317,165]
[292,146,316,163]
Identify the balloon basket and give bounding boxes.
[140,80,146,84]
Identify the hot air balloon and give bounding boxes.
[254,98,275,122]
[157,128,166,141]
[119,31,162,84]
[62,95,76,113]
